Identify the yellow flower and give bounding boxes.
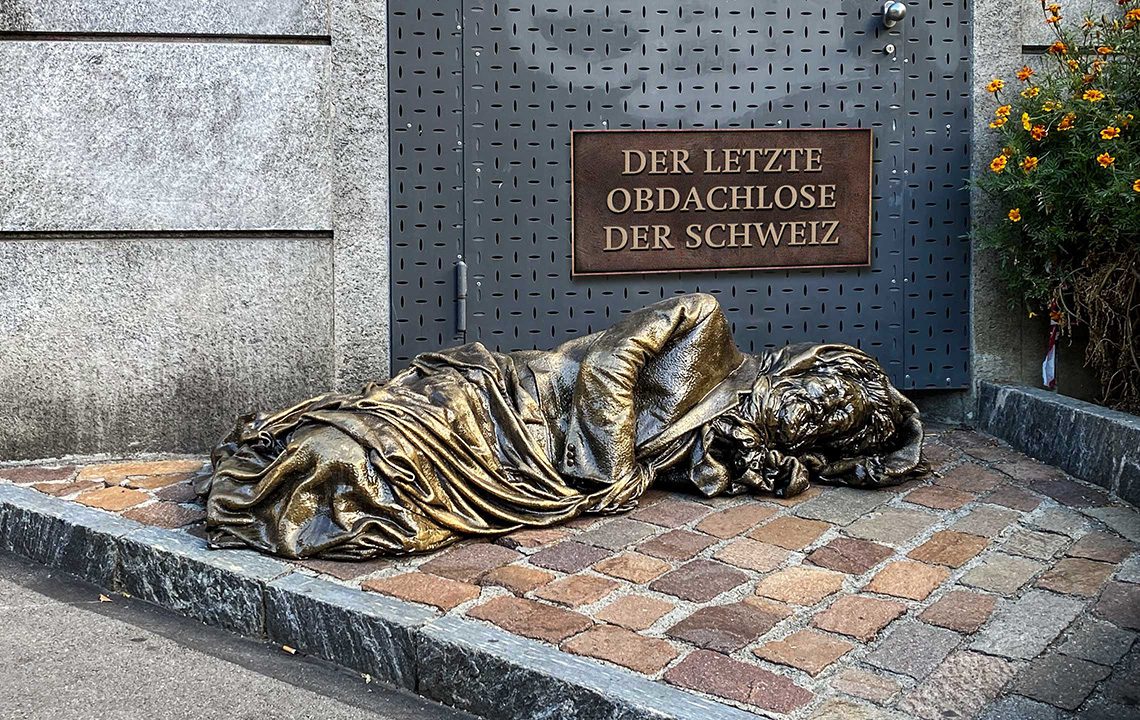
[1022,112,1033,131]
[1016,66,1035,82]
[989,117,1008,129]
[1031,124,1048,140]
[1046,14,1062,23]
[1133,179,1140,193]
[986,79,1005,93]
[1049,41,1068,55]
[1059,112,1077,130]
[1021,156,1039,172]
[990,155,1009,173]
[1044,3,1060,12]
[1042,101,1061,112]
[1101,126,1121,140]
[1127,8,1140,23]
[996,104,1012,117]
[1066,58,1081,71]
[1097,46,1114,55]
[1083,89,1106,102]
[1082,17,1095,29]
[1008,208,1022,222]
[1022,86,1041,98]
[1097,152,1115,167]
[1125,114,1135,128]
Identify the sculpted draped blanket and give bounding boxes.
[199,294,926,560]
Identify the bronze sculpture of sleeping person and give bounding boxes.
[196,293,927,560]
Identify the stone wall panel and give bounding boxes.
[0,0,329,36]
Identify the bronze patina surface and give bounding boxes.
[571,129,872,275]
[198,294,926,560]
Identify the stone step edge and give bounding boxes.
[0,482,765,720]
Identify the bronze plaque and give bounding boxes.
[571,128,872,276]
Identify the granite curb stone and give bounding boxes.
[0,482,769,720]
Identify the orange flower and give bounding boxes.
[1016,66,1035,81]
[1097,46,1114,55]
[1045,14,1062,23]
[1082,17,1095,29]
[989,117,1008,129]
[1101,126,1121,140]
[1133,179,1140,193]
[1082,89,1106,102]
[1030,124,1048,140]
[1058,112,1077,130]
[996,104,1012,118]
[1066,58,1081,71]
[1022,86,1041,99]
[1048,41,1068,54]
[1097,152,1115,167]
[1008,208,1022,222]
[986,79,1005,93]
[990,155,1009,173]
[1127,8,1140,23]
[1021,156,1039,172]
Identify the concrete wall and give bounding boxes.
[0,1,389,459]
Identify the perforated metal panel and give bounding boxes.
[390,0,971,390]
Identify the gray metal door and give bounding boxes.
[390,0,970,390]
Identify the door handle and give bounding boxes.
[882,0,907,28]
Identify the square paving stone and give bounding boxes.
[960,552,1046,595]
[297,556,397,582]
[1068,531,1135,564]
[985,485,1043,512]
[1083,506,1140,544]
[0,465,76,484]
[1058,617,1137,666]
[793,487,891,526]
[480,565,553,594]
[637,528,716,561]
[807,537,894,575]
[667,601,785,652]
[631,498,710,527]
[904,485,976,511]
[122,502,205,529]
[713,538,789,572]
[594,595,674,631]
[1013,652,1111,710]
[976,695,1070,720]
[969,590,1085,659]
[664,649,814,715]
[995,459,1066,482]
[561,625,678,675]
[1096,581,1140,630]
[865,620,962,679]
[807,698,901,720]
[754,629,853,676]
[418,542,522,583]
[748,516,831,550]
[1118,555,1140,584]
[1031,478,1110,508]
[495,527,568,549]
[1035,557,1116,597]
[362,572,480,612]
[532,575,618,607]
[864,561,950,601]
[466,596,592,643]
[592,551,670,584]
[935,464,1005,493]
[831,668,902,704]
[649,559,748,602]
[528,541,611,573]
[74,486,149,511]
[811,595,907,641]
[755,566,845,606]
[1030,508,1092,539]
[575,518,658,550]
[846,507,939,546]
[900,651,1014,720]
[919,589,997,633]
[951,505,1020,538]
[695,503,777,538]
[909,531,990,568]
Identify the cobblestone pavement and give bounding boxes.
[2,426,1138,719]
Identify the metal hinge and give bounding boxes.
[455,258,468,339]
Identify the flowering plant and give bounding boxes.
[975,0,1140,411]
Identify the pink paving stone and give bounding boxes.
[467,596,593,643]
[155,482,200,503]
[74,486,149,512]
[665,649,814,715]
[532,575,618,607]
[767,484,823,507]
[77,459,206,481]
[32,479,104,497]
[919,589,997,633]
[909,531,989,568]
[903,485,975,511]
[754,629,854,676]
[921,443,962,470]
[362,572,480,611]
[480,565,554,595]
[934,463,1004,493]
[122,472,198,490]
[755,566,845,606]
[695,503,778,538]
[121,502,205,529]
[1095,581,1140,630]
[806,537,893,575]
[296,557,396,582]
[637,529,716,561]
[418,542,522,583]
[1030,477,1110,508]
[864,561,951,601]
[712,538,790,573]
[593,552,671,584]
[0,466,76,484]
[594,595,674,631]
[748,516,831,550]
[528,541,611,573]
[496,527,570,550]
[811,595,907,641]
[984,485,1042,512]
[649,559,748,602]
[666,601,785,653]
[1067,531,1135,563]
[831,667,902,704]
[1036,557,1116,597]
[562,625,678,675]
[631,498,711,527]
